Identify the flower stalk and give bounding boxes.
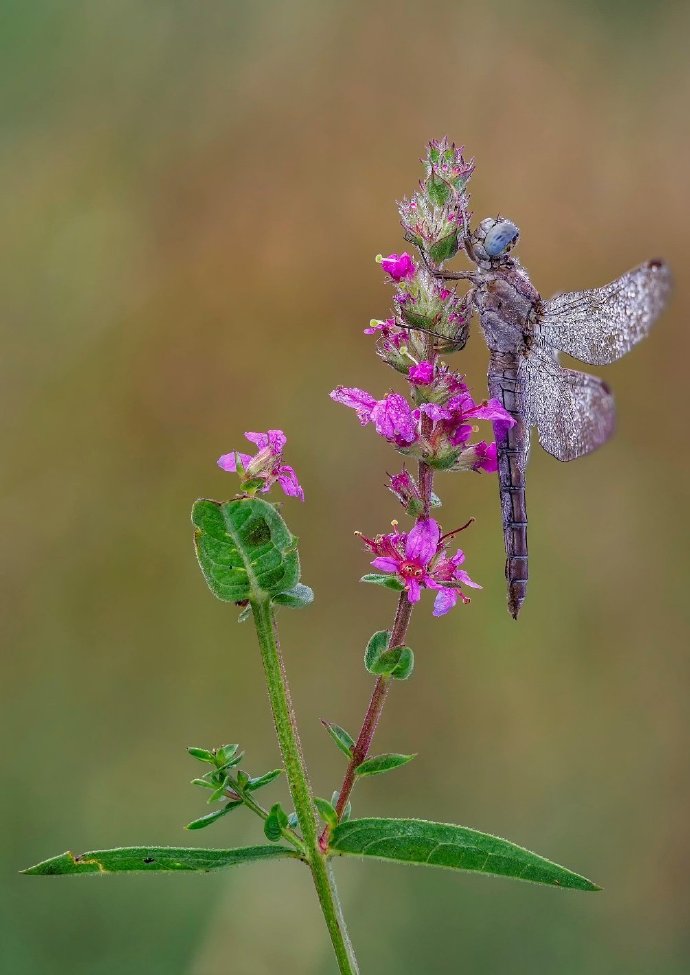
[251,598,359,974]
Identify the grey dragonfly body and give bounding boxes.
[457,217,671,618]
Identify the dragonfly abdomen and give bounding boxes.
[488,353,529,619]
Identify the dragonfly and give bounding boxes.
[439,216,672,619]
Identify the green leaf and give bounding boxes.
[314,797,339,830]
[187,747,214,764]
[217,744,240,766]
[427,173,451,207]
[355,754,415,778]
[186,801,242,830]
[264,802,289,842]
[218,750,244,772]
[428,231,459,265]
[363,631,414,680]
[388,647,414,680]
[192,497,300,604]
[272,583,314,609]
[329,818,600,891]
[22,845,299,875]
[207,780,230,803]
[360,574,405,591]
[364,630,390,673]
[322,720,355,759]
[246,769,283,792]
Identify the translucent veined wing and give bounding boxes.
[525,348,615,462]
[537,260,671,365]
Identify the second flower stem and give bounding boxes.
[251,599,360,975]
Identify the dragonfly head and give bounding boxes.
[469,217,520,267]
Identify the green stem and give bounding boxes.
[251,599,360,975]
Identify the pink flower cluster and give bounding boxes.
[329,381,512,473]
[217,430,304,500]
[360,517,480,616]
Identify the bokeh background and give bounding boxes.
[2,2,689,973]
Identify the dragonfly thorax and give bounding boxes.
[470,217,520,268]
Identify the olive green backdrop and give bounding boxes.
[2,2,688,973]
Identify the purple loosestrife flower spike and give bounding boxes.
[217,429,304,501]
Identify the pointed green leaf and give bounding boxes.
[360,574,405,591]
[314,797,338,830]
[217,744,240,765]
[192,497,300,603]
[272,584,314,609]
[22,845,299,876]
[207,781,230,803]
[427,172,451,206]
[329,818,600,891]
[428,231,459,264]
[322,720,355,759]
[187,747,214,764]
[186,801,242,830]
[246,769,282,792]
[355,753,415,777]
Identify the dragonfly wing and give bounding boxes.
[538,259,671,365]
[525,349,615,462]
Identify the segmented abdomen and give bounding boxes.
[488,352,529,619]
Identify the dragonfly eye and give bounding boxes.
[484,220,520,258]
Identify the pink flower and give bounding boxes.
[387,468,423,512]
[380,252,416,282]
[420,394,514,449]
[363,317,396,336]
[331,387,417,448]
[408,361,434,385]
[370,394,417,447]
[359,517,480,614]
[448,441,499,474]
[217,429,304,501]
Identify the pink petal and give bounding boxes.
[330,386,377,424]
[217,451,252,472]
[267,429,287,454]
[454,568,481,589]
[474,398,516,424]
[406,578,422,603]
[244,431,269,449]
[380,252,416,282]
[472,441,498,473]
[433,588,458,616]
[277,466,304,501]
[449,423,474,446]
[408,361,434,385]
[371,393,417,446]
[370,557,399,574]
[417,402,452,421]
[405,518,440,566]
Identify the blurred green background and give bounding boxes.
[2,1,689,972]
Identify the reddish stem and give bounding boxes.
[318,301,440,853]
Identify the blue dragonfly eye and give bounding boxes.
[484,220,519,258]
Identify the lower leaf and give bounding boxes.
[22,845,300,875]
[329,818,600,891]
